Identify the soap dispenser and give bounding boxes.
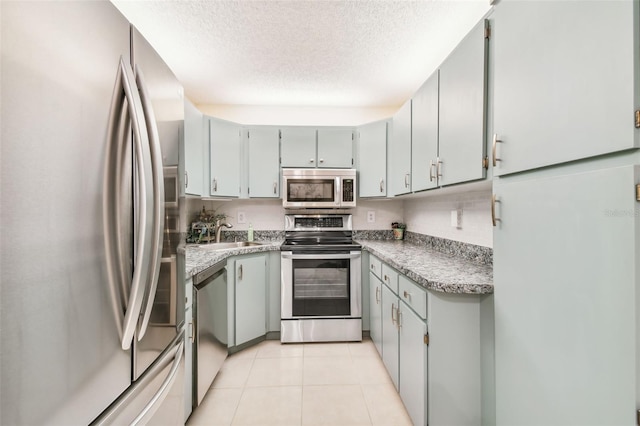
[247,223,254,242]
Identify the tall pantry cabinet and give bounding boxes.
[491,1,640,424]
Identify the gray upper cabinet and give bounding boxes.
[389,99,412,196]
[492,1,639,176]
[209,117,241,197]
[358,120,388,197]
[438,18,488,186]
[184,99,204,196]
[411,71,439,192]
[247,127,280,198]
[280,127,317,168]
[317,128,354,168]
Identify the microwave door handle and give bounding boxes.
[335,177,340,206]
[281,253,361,260]
[135,65,165,341]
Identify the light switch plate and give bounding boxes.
[367,211,376,223]
[237,211,246,224]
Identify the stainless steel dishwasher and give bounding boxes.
[193,260,228,407]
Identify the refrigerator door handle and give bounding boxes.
[135,64,166,340]
[130,339,184,425]
[104,56,154,350]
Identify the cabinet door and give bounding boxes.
[493,166,638,424]
[317,128,353,168]
[381,284,399,389]
[235,255,267,345]
[389,100,412,196]
[398,303,427,426]
[411,71,439,192]
[209,118,241,197]
[438,19,488,186]
[369,272,383,356]
[247,127,280,198]
[358,121,388,197]
[184,100,204,196]
[492,1,638,176]
[280,127,317,168]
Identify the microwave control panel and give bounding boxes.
[342,179,354,202]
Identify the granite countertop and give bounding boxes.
[357,240,493,295]
[185,241,283,278]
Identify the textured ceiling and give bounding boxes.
[111,0,490,108]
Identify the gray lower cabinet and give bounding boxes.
[368,271,383,356]
[492,0,638,176]
[398,301,427,426]
[381,283,399,390]
[493,165,639,424]
[233,254,267,346]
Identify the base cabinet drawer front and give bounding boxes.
[369,271,383,356]
[381,264,399,294]
[369,255,382,280]
[381,283,399,389]
[398,275,427,320]
[398,302,428,426]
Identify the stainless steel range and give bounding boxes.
[280,214,362,343]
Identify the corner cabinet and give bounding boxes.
[246,127,280,198]
[232,254,267,346]
[492,1,639,176]
[389,100,412,196]
[209,117,241,197]
[358,120,388,197]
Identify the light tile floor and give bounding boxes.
[187,338,413,426]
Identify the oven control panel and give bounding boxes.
[285,214,353,232]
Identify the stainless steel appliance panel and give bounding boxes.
[194,262,229,406]
[282,168,356,208]
[131,26,185,381]
[0,2,132,424]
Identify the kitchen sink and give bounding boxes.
[196,241,264,250]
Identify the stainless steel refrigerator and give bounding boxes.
[1,1,186,424]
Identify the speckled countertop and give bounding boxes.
[185,241,283,278]
[357,240,493,295]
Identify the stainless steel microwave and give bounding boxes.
[282,168,356,209]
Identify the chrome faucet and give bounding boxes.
[214,219,233,243]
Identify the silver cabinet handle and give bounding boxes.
[397,309,402,330]
[212,178,218,192]
[436,158,443,179]
[380,178,384,193]
[319,158,324,164]
[492,194,500,226]
[403,290,412,300]
[384,274,389,282]
[185,171,189,189]
[273,181,277,194]
[375,286,380,304]
[310,158,315,163]
[238,264,243,280]
[492,134,502,167]
[404,173,410,188]
[429,160,435,182]
[135,65,166,341]
[391,303,397,325]
[189,321,195,343]
[103,56,154,351]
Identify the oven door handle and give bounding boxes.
[281,253,361,260]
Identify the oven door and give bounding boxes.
[281,251,361,319]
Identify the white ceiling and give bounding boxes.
[111,0,491,109]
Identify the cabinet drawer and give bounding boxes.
[185,278,193,309]
[381,264,399,294]
[369,255,382,279]
[399,275,427,319]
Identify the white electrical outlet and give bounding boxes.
[367,211,376,223]
[237,211,246,224]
